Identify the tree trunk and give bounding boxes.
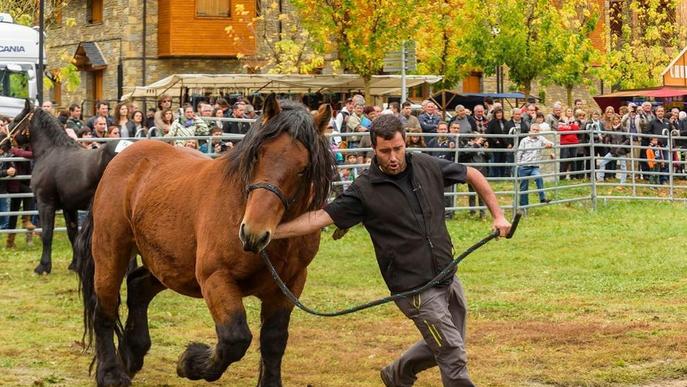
[363,75,371,102]
[523,79,532,100]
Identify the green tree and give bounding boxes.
[225,2,325,74]
[412,0,466,88]
[290,0,416,97]
[543,1,600,106]
[0,0,81,93]
[599,0,687,90]
[457,0,569,97]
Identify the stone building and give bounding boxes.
[46,0,266,113]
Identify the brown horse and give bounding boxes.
[76,95,334,386]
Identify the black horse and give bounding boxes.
[10,100,120,274]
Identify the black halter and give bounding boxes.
[246,182,294,211]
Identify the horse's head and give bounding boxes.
[3,99,35,147]
[236,94,334,253]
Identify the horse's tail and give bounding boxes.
[75,206,96,350]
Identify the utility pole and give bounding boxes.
[37,0,45,104]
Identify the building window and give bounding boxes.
[87,0,103,24]
[196,0,231,17]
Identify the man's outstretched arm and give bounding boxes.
[274,209,334,239]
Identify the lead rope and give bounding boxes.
[261,212,522,317]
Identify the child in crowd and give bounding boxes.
[516,123,554,207]
[646,137,664,185]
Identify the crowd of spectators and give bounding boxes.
[2,92,687,239]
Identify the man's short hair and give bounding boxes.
[94,116,107,124]
[401,101,412,109]
[455,104,465,112]
[97,100,109,109]
[370,115,404,147]
[552,101,562,109]
[232,102,243,110]
[69,103,80,112]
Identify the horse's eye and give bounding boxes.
[297,168,307,177]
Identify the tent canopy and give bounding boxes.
[593,86,687,109]
[121,74,443,100]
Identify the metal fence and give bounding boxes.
[2,117,686,235]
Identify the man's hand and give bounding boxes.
[492,216,512,237]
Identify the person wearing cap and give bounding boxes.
[274,114,511,387]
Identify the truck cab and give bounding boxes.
[0,13,40,119]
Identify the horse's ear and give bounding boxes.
[313,103,332,135]
[262,93,281,123]
[24,99,33,111]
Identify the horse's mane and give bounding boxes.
[33,109,82,150]
[225,101,335,211]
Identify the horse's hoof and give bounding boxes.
[97,366,132,387]
[34,263,51,275]
[177,342,218,381]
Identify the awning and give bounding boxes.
[593,86,687,109]
[73,42,107,71]
[121,74,443,100]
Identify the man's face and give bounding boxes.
[513,111,522,121]
[553,106,561,116]
[527,105,536,116]
[201,105,213,117]
[656,108,665,119]
[354,104,364,115]
[437,124,448,134]
[474,107,484,118]
[41,101,53,112]
[184,107,195,120]
[575,101,583,109]
[643,104,652,114]
[233,106,245,118]
[426,104,436,115]
[94,118,107,135]
[70,107,81,118]
[671,109,679,119]
[98,104,109,117]
[456,107,466,118]
[373,131,406,175]
[402,105,412,117]
[529,127,540,138]
[346,101,354,111]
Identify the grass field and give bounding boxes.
[1,200,687,386]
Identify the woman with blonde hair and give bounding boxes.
[405,127,426,149]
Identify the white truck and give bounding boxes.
[0,13,41,118]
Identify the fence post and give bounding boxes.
[668,130,674,201]
[512,132,519,213]
[630,135,637,197]
[590,127,597,211]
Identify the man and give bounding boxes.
[545,102,563,131]
[41,100,55,116]
[87,101,114,130]
[522,103,538,126]
[505,108,530,137]
[274,115,511,387]
[92,116,108,138]
[621,103,643,174]
[335,98,354,133]
[223,102,250,136]
[198,103,216,129]
[65,104,85,135]
[346,103,366,150]
[470,105,489,133]
[399,101,421,131]
[648,106,674,184]
[418,102,441,133]
[449,105,476,138]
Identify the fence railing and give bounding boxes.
[1,120,686,234]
